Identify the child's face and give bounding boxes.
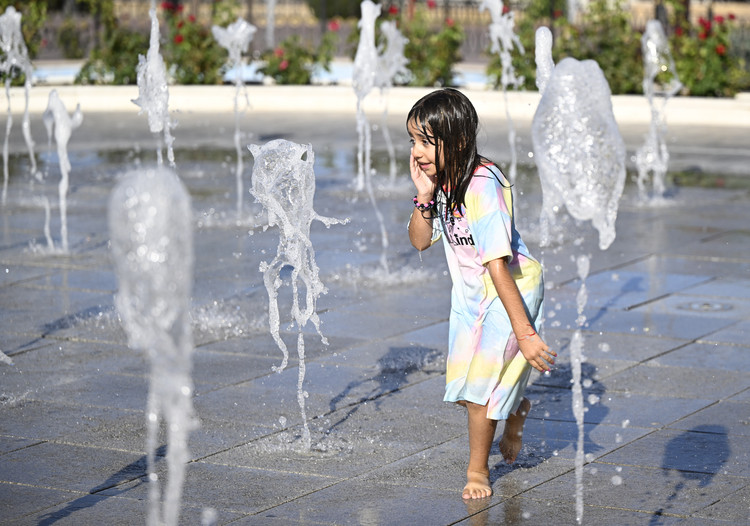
[407,118,441,180]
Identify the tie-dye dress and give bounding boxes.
[431,163,544,420]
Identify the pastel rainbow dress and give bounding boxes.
[431,163,544,420]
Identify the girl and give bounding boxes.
[407,88,555,500]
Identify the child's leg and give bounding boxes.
[499,397,531,464]
[463,401,498,499]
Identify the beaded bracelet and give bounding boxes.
[413,196,435,211]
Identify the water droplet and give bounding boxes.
[611,475,623,485]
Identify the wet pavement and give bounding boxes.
[1,85,749,525]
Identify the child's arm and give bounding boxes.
[486,258,556,372]
[408,153,437,251]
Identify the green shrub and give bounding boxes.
[258,27,338,85]
[399,4,464,87]
[669,10,748,96]
[490,0,641,94]
[0,0,46,85]
[0,0,46,59]
[75,25,149,84]
[58,17,87,59]
[307,0,361,20]
[161,3,227,85]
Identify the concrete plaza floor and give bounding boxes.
[1,85,749,525]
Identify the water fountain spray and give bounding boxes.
[265,0,277,50]
[212,17,257,221]
[352,0,380,193]
[0,5,37,205]
[42,89,83,254]
[635,19,682,203]
[375,20,408,183]
[249,139,348,450]
[480,0,524,183]
[132,2,175,168]
[532,25,626,525]
[109,166,198,526]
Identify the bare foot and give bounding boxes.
[499,397,531,464]
[462,470,492,500]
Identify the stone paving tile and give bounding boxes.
[3,491,243,526]
[0,399,139,445]
[650,341,750,371]
[521,463,747,522]
[631,294,750,320]
[0,436,41,455]
[600,362,750,399]
[0,264,56,288]
[457,494,734,525]
[597,427,750,478]
[555,269,713,311]
[728,388,750,403]
[543,328,689,364]
[0,441,147,494]
[23,370,149,410]
[542,302,736,340]
[204,380,466,480]
[237,478,476,526]
[0,482,82,523]
[95,461,340,519]
[525,384,714,429]
[694,483,750,524]
[668,399,750,437]
[357,434,577,495]
[619,254,750,280]
[697,319,750,346]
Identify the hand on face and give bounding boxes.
[410,152,437,198]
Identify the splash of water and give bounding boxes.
[42,89,83,254]
[109,166,198,526]
[354,1,393,272]
[532,26,626,252]
[375,20,408,183]
[212,18,257,221]
[265,0,277,49]
[132,3,175,167]
[248,139,348,450]
[532,26,626,525]
[480,0,524,183]
[635,20,682,204]
[353,0,380,193]
[0,5,37,204]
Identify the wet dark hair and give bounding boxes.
[406,88,484,216]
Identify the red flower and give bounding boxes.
[426,0,437,9]
[553,9,563,19]
[729,13,736,20]
[698,31,707,40]
[160,2,175,11]
[274,47,284,57]
[279,60,289,71]
[674,26,684,36]
[502,4,510,14]
[388,5,399,15]
[177,20,184,28]
[445,17,454,27]
[698,17,711,30]
[188,14,196,22]
[174,33,184,44]
[715,15,724,24]
[327,19,341,32]
[716,44,726,55]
